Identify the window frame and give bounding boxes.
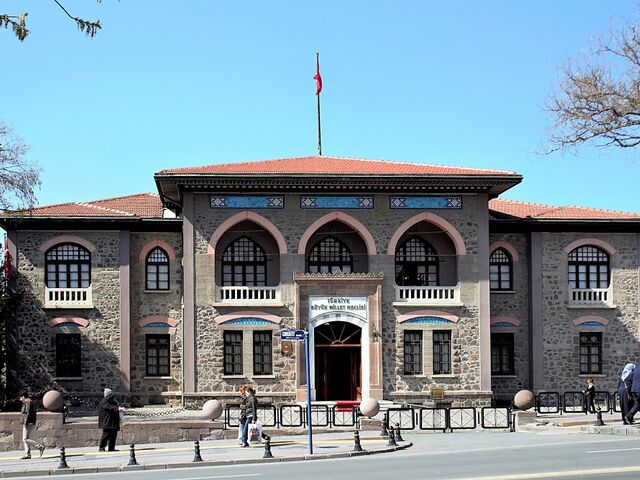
[146,334,171,377]
[45,243,91,289]
[253,331,273,376]
[145,247,170,291]
[306,235,353,274]
[395,236,440,286]
[489,248,513,291]
[55,333,81,377]
[432,330,451,375]
[568,246,610,289]
[491,332,515,375]
[579,332,602,375]
[221,236,267,287]
[403,330,423,375]
[223,331,244,375]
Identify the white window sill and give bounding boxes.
[490,290,516,294]
[143,290,172,294]
[252,375,276,379]
[432,374,457,379]
[222,375,246,379]
[579,374,606,378]
[492,375,517,379]
[53,377,83,381]
[144,376,173,380]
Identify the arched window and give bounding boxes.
[395,237,439,286]
[146,247,170,290]
[45,243,91,288]
[490,248,513,291]
[306,236,352,273]
[568,245,610,289]
[222,236,266,286]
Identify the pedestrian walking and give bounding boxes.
[583,378,596,414]
[625,363,640,424]
[98,388,125,452]
[240,386,258,447]
[19,391,45,459]
[238,385,247,445]
[618,363,635,425]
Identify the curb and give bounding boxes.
[0,442,413,478]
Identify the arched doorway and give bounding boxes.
[314,321,361,400]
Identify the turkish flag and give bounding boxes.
[4,238,11,277]
[314,55,322,95]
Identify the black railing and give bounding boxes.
[535,390,618,415]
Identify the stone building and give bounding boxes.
[2,156,639,406]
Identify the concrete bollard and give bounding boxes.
[595,407,605,426]
[128,444,139,466]
[193,440,203,462]
[57,447,69,469]
[353,430,363,452]
[263,437,274,459]
[387,426,397,447]
[395,423,404,442]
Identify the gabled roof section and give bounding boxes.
[159,156,518,176]
[20,193,163,218]
[490,198,640,220]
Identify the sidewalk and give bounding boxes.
[0,432,412,478]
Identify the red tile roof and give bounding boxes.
[158,156,519,176]
[24,193,163,218]
[490,198,640,220]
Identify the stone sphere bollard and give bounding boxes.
[359,398,380,417]
[43,391,65,411]
[513,389,536,410]
[202,399,223,420]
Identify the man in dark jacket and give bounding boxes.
[19,391,45,459]
[625,363,640,423]
[239,387,258,447]
[98,388,125,452]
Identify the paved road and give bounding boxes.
[17,430,640,479]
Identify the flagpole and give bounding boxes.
[316,52,322,156]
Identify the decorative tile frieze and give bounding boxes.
[404,316,454,324]
[491,322,517,328]
[209,195,284,209]
[389,196,463,209]
[221,318,273,326]
[300,196,374,209]
[144,322,171,328]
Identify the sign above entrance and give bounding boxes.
[309,296,368,322]
[280,329,306,341]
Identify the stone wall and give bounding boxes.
[0,413,223,451]
[13,231,123,395]
[541,232,640,392]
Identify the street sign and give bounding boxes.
[280,329,306,341]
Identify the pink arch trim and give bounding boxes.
[490,316,521,327]
[573,315,610,326]
[563,238,616,255]
[398,310,459,323]
[386,212,466,256]
[297,212,377,255]
[215,311,282,326]
[208,211,287,255]
[139,240,177,262]
[48,317,89,328]
[40,235,96,253]
[139,315,178,328]
[489,241,520,261]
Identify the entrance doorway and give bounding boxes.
[314,321,361,401]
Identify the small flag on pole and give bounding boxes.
[314,53,322,95]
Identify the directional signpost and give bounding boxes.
[280,328,313,454]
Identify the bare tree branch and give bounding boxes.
[0,123,41,211]
[545,14,640,153]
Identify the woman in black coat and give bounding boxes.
[618,363,635,425]
[98,388,124,451]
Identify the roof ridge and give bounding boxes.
[89,192,159,203]
[76,202,134,216]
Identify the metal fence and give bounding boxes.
[535,390,618,415]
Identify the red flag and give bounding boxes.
[3,238,11,277]
[314,54,322,95]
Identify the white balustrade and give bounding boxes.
[568,287,614,307]
[215,285,282,305]
[394,284,461,306]
[44,287,93,308]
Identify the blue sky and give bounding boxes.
[3,0,639,211]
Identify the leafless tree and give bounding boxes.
[0,123,41,211]
[0,0,103,41]
[546,15,640,152]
